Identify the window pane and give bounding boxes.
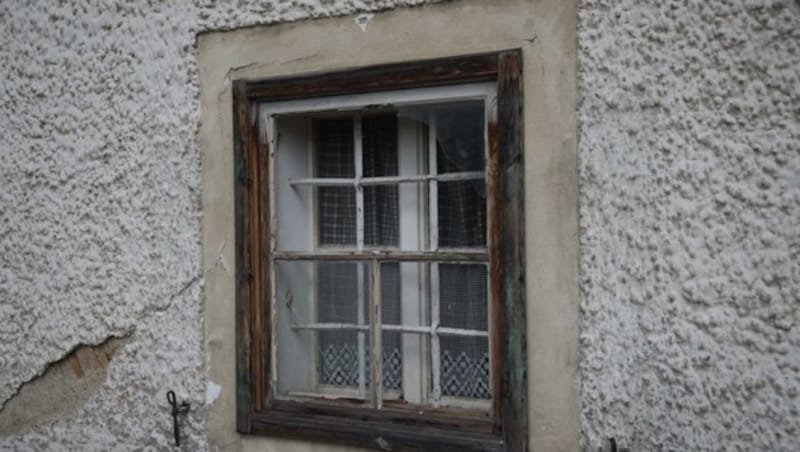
[440,336,490,399]
[274,260,402,399]
[434,102,486,248]
[274,261,370,396]
[316,262,403,391]
[274,116,314,252]
[316,118,356,246]
[274,100,492,406]
[363,114,399,247]
[439,264,487,330]
[435,103,485,173]
[275,260,312,397]
[380,262,402,391]
[317,262,363,387]
[438,179,486,247]
[316,118,355,178]
[439,264,490,399]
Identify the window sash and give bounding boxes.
[274,103,492,407]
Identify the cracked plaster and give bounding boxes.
[0,0,798,450]
[0,335,130,436]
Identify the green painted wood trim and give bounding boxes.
[497,50,528,451]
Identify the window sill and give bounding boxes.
[245,399,503,451]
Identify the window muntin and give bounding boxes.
[268,86,494,411]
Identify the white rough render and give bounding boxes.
[0,0,797,450]
[0,1,444,450]
[579,0,800,450]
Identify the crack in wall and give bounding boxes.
[172,273,203,301]
[0,334,131,436]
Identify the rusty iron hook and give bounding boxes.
[167,390,190,447]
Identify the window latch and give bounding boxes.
[166,390,190,447]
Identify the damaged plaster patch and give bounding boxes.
[354,13,374,32]
[0,335,130,436]
[205,381,221,405]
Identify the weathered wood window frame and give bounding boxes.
[233,50,527,451]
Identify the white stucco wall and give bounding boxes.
[0,1,440,450]
[0,0,797,451]
[0,1,206,450]
[578,0,800,450]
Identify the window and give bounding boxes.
[233,52,527,451]
[270,91,491,407]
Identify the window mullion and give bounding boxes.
[428,114,442,407]
[398,118,424,405]
[266,112,279,396]
[369,259,383,409]
[354,114,368,398]
[427,115,438,253]
[354,114,365,249]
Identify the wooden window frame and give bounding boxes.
[233,50,527,451]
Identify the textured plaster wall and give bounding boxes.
[2,0,798,450]
[578,0,800,450]
[0,1,205,449]
[0,1,441,450]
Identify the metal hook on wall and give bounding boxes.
[166,390,191,447]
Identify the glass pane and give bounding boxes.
[363,114,399,247]
[439,263,490,399]
[438,179,486,247]
[318,187,356,246]
[435,103,485,173]
[274,116,314,252]
[439,264,487,330]
[440,336,490,399]
[274,260,403,399]
[273,260,367,397]
[316,118,355,178]
[316,262,403,391]
[380,262,402,391]
[434,102,486,248]
[316,118,356,246]
[393,100,487,249]
[317,262,363,387]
